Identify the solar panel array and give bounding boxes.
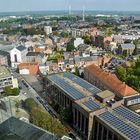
[49,75,85,100]
[83,100,101,111]
[99,112,140,140]
[113,106,140,127]
[63,73,101,95]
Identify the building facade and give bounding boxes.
[84,64,138,99]
[46,72,140,140]
[10,46,27,68]
[0,66,18,93]
[0,50,11,66]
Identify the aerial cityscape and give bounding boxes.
[0,0,140,140]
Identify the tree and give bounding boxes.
[59,107,72,123]
[4,86,20,96]
[53,31,58,36]
[66,44,75,52]
[24,98,66,137]
[12,88,20,96]
[61,32,69,38]
[115,65,127,81]
[66,38,75,52]
[122,50,128,57]
[4,86,12,96]
[133,40,139,55]
[74,67,80,76]
[82,34,92,45]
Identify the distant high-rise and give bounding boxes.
[69,5,71,15]
[82,6,85,21]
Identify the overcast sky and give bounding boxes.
[0,0,140,12]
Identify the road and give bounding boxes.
[13,72,58,119]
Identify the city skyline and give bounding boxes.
[0,0,140,12]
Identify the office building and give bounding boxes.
[46,72,140,140]
[44,26,52,35]
[0,66,18,93]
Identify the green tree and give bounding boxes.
[24,98,66,137]
[122,50,128,57]
[74,67,80,76]
[133,39,139,55]
[4,86,20,96]
[115,65,127,81]
[59,107,72,122]
[4,86,12,96]
[82,34,92,45]
[61,32,69,38]
[12,88,20,96]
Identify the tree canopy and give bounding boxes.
[23,98,66,137]
[115,58,140,92]
[4,86,20,96]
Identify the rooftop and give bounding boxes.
[63,73,101,96]
[0,117,60,140]
[48,73,102,100]
[85,64,138,97]
[0,66,11,79]
[99,106,140,140]
[26,52,44,57]
[16,45,26,51]
[96,90,115,99]
[0,50,10,56]
[120,43,135,49]
[18,63,39,75]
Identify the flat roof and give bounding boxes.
[99,106,140,140]
[0,66,11,79]
[48,73,102,100]
[96,90,115,99]
[113,106,140,127]
[83,99,101,111]
[48,74,86,100]
[63,73,102,96]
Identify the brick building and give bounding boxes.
[84,64,138,99]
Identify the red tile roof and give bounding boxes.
[18,63,39,75]
[85,64,138,97]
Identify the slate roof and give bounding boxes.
[26,52,44,57]
[120,43,135,49]
[0,50,10,56]
[16,45,26,51]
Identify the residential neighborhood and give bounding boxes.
[0,1,140,140]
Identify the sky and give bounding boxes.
[0,0,140,12]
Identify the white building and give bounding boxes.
[0,66,18,93]
[10,46,27,68]
[74,38,84,48]
[44,26,52,35]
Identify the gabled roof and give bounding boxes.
[0,50,10,56]
[120,43,135,49]
[16,45,26,51]
[18,63,39,75]
[85,64,138,97]
[26,52,44,57]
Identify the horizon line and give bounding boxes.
[0,9,140,13]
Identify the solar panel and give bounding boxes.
[49,75,85,100]
[63,73,101,95]
[99,112,140,140]
[83,100,101,111]
[113,106,140,127]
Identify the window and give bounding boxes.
[14,54,17,62]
